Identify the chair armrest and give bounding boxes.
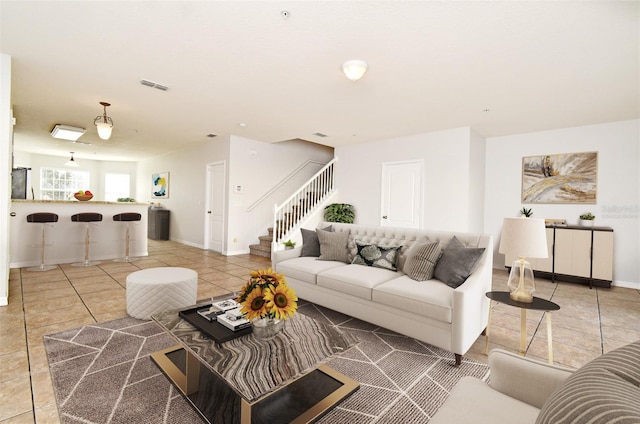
[272,247,302,267]
[488,349,574,409]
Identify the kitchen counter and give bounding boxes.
[10,200,150,268]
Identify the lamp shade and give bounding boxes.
[499,217,548,258]
[95,122,113,140]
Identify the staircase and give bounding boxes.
[248,159,335,258]
[249,228,274,258]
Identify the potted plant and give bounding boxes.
[579,212,595,227]
[324,203,355,223]
[520,207,532,217]
[283,239,296,250]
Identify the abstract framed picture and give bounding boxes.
[522,152,597,204]
[152,172,169,199]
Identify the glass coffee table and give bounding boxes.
[151,302,359,424]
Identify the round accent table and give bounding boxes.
[484,291,560,364]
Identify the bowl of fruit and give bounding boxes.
[74,190,93,201]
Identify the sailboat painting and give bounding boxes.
[522,152,597,204]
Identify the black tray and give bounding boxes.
[179,304,252,345]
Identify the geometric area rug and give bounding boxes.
[43,300,489,424]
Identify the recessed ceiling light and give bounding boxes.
[313,132,328,138]
[483,108,491,112]
[51,124,86,141]
[239,122,247,128]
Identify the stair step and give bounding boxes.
[249,244,271,258]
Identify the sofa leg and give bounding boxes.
[481,327,487,336]
[454,354,462,366]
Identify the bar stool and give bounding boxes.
[71,212,103,267]
[26,212,59,272]
[113,212,142,262]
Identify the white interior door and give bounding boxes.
[206,162,225,252]
[381,160,423,228]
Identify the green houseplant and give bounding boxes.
[324,203,355,223]
[579,212,595,227]
[520,207,533,217]
[283,239,296,250]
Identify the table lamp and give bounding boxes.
[499,217,548,303]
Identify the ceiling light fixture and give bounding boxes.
[342,60,368,81]
[65,152,79,167]
[51,124,86,141]
[94,101,114,140]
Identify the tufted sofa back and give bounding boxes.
[318,222,490,272]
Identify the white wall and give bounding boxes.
[1,54,12,305]
[137,136,333,253]
[137,137,231,248]
[485,119,639,287]
[334,127,486,232]
[226,136,334,254]
[13,152,137,201]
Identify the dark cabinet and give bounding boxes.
[148,209,170,240]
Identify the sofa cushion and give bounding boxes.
[275,257,346,285]
[434,236,485,288]
[352,241,401,271]
[536,340,640,424]
[317,264,400,300]
[300,226,332,257]
[403,240,442,281]
[430,376,541,424]
[373,275,453,322]
[317,229,350,263]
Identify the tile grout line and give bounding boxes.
[18,268,38,424]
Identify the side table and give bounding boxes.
[484,291,560,364]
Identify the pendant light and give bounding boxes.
[94,101,114,140]
[65,152,79,167]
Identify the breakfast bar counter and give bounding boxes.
[9,200,149,268]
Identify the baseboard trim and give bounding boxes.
[612,280,640,290]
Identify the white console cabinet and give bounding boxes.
[505,225,613,288]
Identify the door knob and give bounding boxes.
[382,215,388,219]
[207,211,212,214]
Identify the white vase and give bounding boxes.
[580,219,594,227]
[252,317,284,341]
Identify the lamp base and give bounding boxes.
[509,290,533,303]
[507,258,536,303]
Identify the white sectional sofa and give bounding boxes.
[272,222,493,365]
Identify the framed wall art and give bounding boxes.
[522,152,597,204]
[152,172,169,199]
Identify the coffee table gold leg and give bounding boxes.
[185,349,200,396]
[546,313,553,364]
[485,300,493,355]
[520,309,526,355]
[241,399,251,424]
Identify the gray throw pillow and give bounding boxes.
[433,236,485,288]
[300,226,332,257]
[317,229,350,263]
[403,240,442,281]
[536,340,640,424]
[352,241,401,271]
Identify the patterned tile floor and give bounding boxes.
[1,239,639,423]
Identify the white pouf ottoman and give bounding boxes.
[126,267,198,319]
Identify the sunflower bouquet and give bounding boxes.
[236,268,298,321]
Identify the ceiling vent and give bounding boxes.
[140,79,169,91]
[313,132,328,138]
